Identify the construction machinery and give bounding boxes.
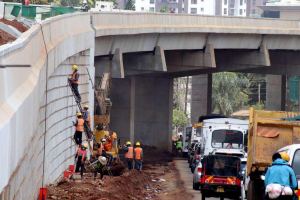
[246,107,300,200]
[88,70,118,158]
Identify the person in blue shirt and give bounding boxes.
[264,152,298,200]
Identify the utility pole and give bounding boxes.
[184,76,189,115]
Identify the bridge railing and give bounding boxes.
[92,12,300,37]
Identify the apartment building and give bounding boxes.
[135,0,156,11]
[215,0,247,16]
[246,0,268,16]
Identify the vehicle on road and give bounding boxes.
[240,158,248,200]
[193,159,203,190]
[246,107,300,200]
[188,142,196,163]
[190,145,203,173]
[200,155,242,200]
[189,143,200,168]
[201,118,248,157]
[183,125,193,157]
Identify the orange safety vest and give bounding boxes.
[76,118,84,132]
[77,148,87,162]
[71,71,78,84]
[86,110,91,127]
[134,147,142,160]
[125,147,133,159]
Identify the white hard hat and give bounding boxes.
[98,156,107,165]
[83,0,87,3]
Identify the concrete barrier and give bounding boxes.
[0,12,94,200]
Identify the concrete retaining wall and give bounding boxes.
[0,13,94,200]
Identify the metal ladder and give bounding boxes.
[67,79,97,156]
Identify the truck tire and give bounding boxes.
[247,180,264,200]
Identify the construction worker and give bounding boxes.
[264,152,298,200]
[73,112,84,146]
[124,141,133,170]
[112,131,118,147]
[69,65,81,102]
[104,131,115,151]
[176,139,183,157]
[134,142,143,172]
[92,156,107,180]
[75,143,88,179]
[97,138,113,166]
[83,105,91,127]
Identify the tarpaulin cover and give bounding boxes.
[203,155,241,177]
[282,115,300,121]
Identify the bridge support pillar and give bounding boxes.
[191,74,212,124]
[110,76,173,151]
[266,75,286,111]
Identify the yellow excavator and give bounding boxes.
[90,71,118,158]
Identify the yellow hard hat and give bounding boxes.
[72,65,78,70]
[83,143,88,148]
[126,141,131,145]
[136,142,140,146]
[280,152,290,162]
[84,105,89,109]
[77,112,82,117]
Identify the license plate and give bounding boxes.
[217,187,224,192]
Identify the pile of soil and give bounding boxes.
[46,146,193,200]
[0,19,28,32]
[0,30,15,46]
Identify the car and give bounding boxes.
[190,145,203,173]
[189,143,200,168]
[188,142,196,163]
[193,159,202,190]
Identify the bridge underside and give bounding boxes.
[95,45,300,149]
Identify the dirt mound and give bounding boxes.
[143,145,173,165]
[0,30,15,46]
[0,19,28,33]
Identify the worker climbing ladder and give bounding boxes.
[67,79,98,156]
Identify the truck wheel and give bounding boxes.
[247,180,264,200]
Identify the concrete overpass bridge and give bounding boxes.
[0,12,300,199]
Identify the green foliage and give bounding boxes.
[212,72,249,116]
[31,0,49,4]
[173,109,189,129]
[125,0,135,10]
[60,0,80,6]
[159,5,169,13]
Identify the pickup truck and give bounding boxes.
[246,107,300,199]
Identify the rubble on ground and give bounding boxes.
[0,19,28,33]
[47,146,192,200]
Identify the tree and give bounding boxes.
[125,0,135,10]
[212,72,249,116]
[173,109,189,135]
[159,5,169,13]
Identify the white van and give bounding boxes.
[201,118,249,157]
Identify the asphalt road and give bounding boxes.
[174,159,232,200]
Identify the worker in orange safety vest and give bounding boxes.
[73,112,84,146]
[68,65,81,102]
[134,142,143,172]
[97,138,113,166]
[104,131,115,151]
[75,143,88,179]
[124,141,133,170]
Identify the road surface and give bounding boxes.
[175,159,234,200]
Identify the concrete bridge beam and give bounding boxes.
[165,44,216,72]
[95,48,124,79]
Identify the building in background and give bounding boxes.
[215,0,247,16]
[258,0,300,19]
[246,0,268,17]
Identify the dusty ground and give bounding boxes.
[47,146,193,200]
